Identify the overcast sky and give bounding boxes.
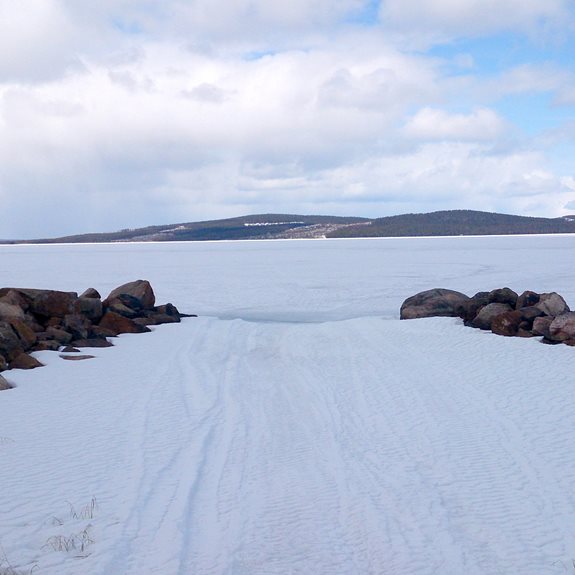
[1,0,574,238]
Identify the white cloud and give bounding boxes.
[403,108,507,141]
[379,0,571,41]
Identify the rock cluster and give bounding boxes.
[0,280,192,384]
[400,287,575,346]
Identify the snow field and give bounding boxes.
[1,236,575,574]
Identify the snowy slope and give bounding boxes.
[1,236,575,574]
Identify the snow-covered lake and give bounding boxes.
[2,236,575,574]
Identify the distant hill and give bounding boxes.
[4,210,575,244]
[327,210,575,238]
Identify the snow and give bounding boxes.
[1,235,575,574]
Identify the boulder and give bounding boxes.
[548,312,575,342]
[61,346,81,353]
[0,321,25,361]
[80,288,101,299]
[516,290,540,309]
[400,288,470,320]
[8,319,37,349]
[0,354,7,371]
[10,352,43,370]
[0,289,31,310]
[0,374,11,390]
[532,316,554,338]
[46,327,74,345]
[535,293,570,317]
[98,311,151,335]
[470,303,512,330]
[73,297,103,322]
[104,280,155,310]
[462,291,490,322]
[488,287,518,308]
[0,302,26,322]
[63,314,92,340]
[32,340,62,352]
[106,301,140,319]
[28,289,78,319]
[491,310,523,337]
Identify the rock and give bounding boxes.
[10,352,44,370]
[106,301,140,319]
[400,288,470,320]
[63,314,92,340]
[110,293,144,312]
[89,325,117,339]
[0,302,26,322]
[0,355,7,371]
[548,312,575,342]
[488,287,518,308]
[71,339,114,348]
[491,310,523,337]
[28,289,78,318]
[462,291,490,322]
[155,303,181,317]
[73,297,103,322]
[32,340,62,352]
[516,290,540,309]
[0,374,11,390]
[470,303,512,330]
[0,289,31,310]
[535,293,570,317]
[8,319,37,349]
[99,311,151,335]
[46,327,73,344]
[61,346,81,353]
[517,328,536,338]
[80,288,101,299]
[104,280,155,310]
[0,321,25,361]
[60,354,95,361]
[532,316,554,338]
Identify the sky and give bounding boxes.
[0,0,574,239]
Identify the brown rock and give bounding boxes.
[517,328,536,338]
[89,325,117,339]
[400,288,470,320]
[80,288,101,299]
[488,287,518,307]
[0,302,26,322]
[535,293,570,317]
[470,303,512,330]
[548,312,575,342]
[0,374,11,390]
[46,327,73,344]
[10,352,44,370]
[516,290,540,309]
[0,354,7,371]
[61,346,81,353]
[491,310,523,337]
[9,319,37,349]
[462,292,490,322]
[73,297,103,321]
[532,316,553,338]
[63,314,92,340]
[104,280,155,310]
[32,340,62,352]
[0,289,31,310]
[99,311,151,335]
[29,290,78,318]
[0,321,25,361]
[106,301,140,319]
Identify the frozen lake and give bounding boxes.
[1,236,575,575]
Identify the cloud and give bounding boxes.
[403,108,507,141]
[379,0,571,42]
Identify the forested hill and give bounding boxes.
[327,210,575,238]
[3,210,575,243]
